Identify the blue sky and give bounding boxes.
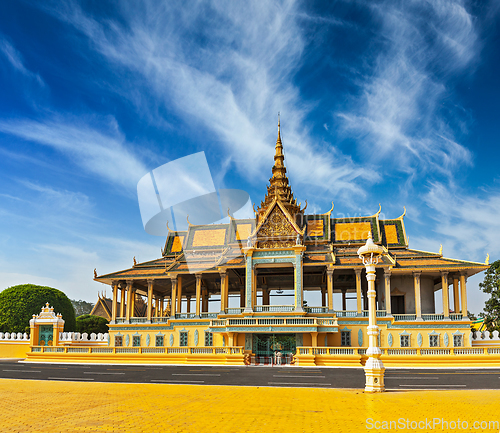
[0,0,499,313]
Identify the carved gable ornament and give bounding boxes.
[255,201,301,249]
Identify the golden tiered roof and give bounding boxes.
[257,119,302,221]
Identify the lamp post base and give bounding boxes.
[364,357,385,393]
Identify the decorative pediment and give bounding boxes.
[258,206,295,237]
[253,200,303,249]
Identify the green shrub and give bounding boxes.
[75,314,109,335]
[0,284,76,333]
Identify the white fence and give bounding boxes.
[472,330,500,346]
[59,332,109,345]
[0,332,29,341]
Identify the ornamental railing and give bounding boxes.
[394,313,466,322]
[254,305,295,312]
[393,314,417,321]
[151,317,170,323]
[210,317,336,328]
[334,310,357,317]
[0,332,30,341]
[225,308,245,314]
[174,313,197,319]
[362,310,387,317]
[30,346,245,355]
[304,306,329,314]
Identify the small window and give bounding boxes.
[400,335,410,347]
[155,335,164,347]
[180,331,188,347]
[453,335,463,347]
[132,335,141,347]
[341,331,351,347]
[115,336,123,347]
[205,331,213,347]
[429,335,439,347]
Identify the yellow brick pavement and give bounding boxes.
[0,379,499,432]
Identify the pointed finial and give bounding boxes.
[276,113,282,147]
[439,244,443,255]
[368,230,373,240]
[94,268,97,278]
[486,254,490,265]
[327,202,334,215]
[133,256,137,266]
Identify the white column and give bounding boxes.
[441,271,449,318]
[147,280,153,322]
[413,272,422,320]
[460,273,468,319]
[384,270,391,316]
[355,269,362,316]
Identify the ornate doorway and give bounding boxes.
[252,333,296,365]
[38,325,53,346]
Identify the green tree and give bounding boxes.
[71,299,94,316]
[0,284,76,333]
[479,259,500,332]
[467,311,477,321]
[75,315,109,335]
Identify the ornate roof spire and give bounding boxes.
[257,116,302,221]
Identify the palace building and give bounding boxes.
[83,122,490,366]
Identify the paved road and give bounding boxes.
[1,360,499,389]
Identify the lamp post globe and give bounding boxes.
[357,231,386,393]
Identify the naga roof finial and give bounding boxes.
[326,202,334,215]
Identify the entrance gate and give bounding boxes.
[252,334,296,365]
[39,325,53,346]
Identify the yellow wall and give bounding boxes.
[108,324,225,349]
[0,342,30,359]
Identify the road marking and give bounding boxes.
[107,369,146,371]
[385,377,439,380]
[172,373,221,376]
[273,374,325,379]
[48,377,94,381]
[189,369,231,372]
[32,367,67,370]
[151,379,205,383]
[84,372,126,375]
[3,369,41,373]
[268,382,331,386]
[399,384,466,387]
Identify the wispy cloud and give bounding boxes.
[0,36,44,86]
[337,0,477,176]
[45,0,375,203]
[20,180,93,215]
[423,181,500,261]
[0,116,147,190]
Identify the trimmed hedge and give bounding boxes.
[0,284,76,333]
[76,314,109,335]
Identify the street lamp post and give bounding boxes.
[357,231,385,393]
